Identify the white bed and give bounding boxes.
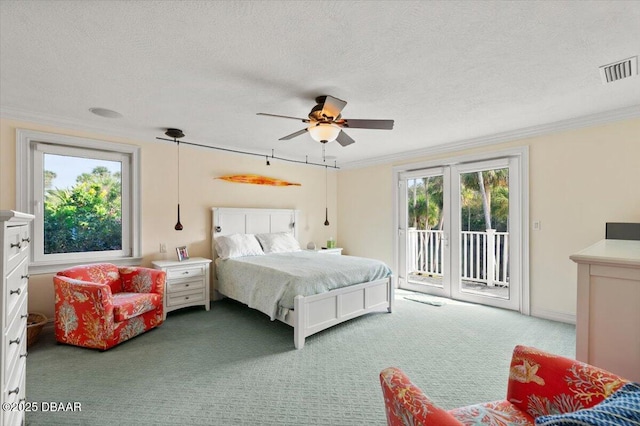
[211,207,394,349]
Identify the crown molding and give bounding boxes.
[339,105,640,170]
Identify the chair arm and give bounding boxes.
[380,367,462,426]
[53,276,114,318]
[506,345,627,417]
[119,267,166,295]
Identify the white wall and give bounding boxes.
[0,118,337,318]
[337,118,640,322]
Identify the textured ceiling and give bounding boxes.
[1,1,639,167]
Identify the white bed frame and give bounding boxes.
[211,207,393,349]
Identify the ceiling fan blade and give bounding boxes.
[279,128,309,140]
[257,113,310,123]
[336,119,394,130]
[335,130,355,147]
[319,95,347,120]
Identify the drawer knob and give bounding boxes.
[10,242,21,249]
[10,288,21,296]
[21,237,30,243]
[185,284,190,287]
[20,352,28,358]
[21,274,30,280]
[185,296,190,300]
[182,271,190,275]
[21,314,28,319]
[8,387,19,395]
[10,337,21,345]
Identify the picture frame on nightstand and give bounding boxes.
[176,246,189,261]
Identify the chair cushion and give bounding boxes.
[113,292,161,322]
[535,382,640,425]
[57,263,122,293]
[449,400,534,425]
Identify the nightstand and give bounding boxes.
[152,257,212,319]
[306,247,343,255]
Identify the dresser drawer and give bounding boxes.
[166,265,205,281]
[5,257,29,324]
[2,364,25,426]
[3,358,25,408]
[167,278,204,294]
[4,310,26,387]
[5,225,29,273]
[167,289,205,307]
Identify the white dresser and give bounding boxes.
[1,210,34,426]
[570,239,640,382]
[152,257,212,320]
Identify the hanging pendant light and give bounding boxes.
[165,128,184,231]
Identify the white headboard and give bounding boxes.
[211,207,299,257]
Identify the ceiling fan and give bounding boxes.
[257,95,394,147]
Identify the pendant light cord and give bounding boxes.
[177,140,180,204]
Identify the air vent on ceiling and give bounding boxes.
[599,56,637,83]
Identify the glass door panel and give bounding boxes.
[458,167,509,299]
[451,158,519,311]
[400,168,450,298]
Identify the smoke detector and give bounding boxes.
[599,56,638,84]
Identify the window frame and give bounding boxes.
[16,129,141,274]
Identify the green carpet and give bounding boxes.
[25,290,575,425]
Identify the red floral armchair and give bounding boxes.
[380,345,628,425]
[54,263,165,350]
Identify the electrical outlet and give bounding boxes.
[160,243,167,253]
[533,221,541,231]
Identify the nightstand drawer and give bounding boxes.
[167,289,205,307]
[166,265,205,280]
[167,278,204,294]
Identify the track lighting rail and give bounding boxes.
[155,137,339,169]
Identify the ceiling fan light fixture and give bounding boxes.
[308,123,340,143]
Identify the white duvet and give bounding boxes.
[215,251,392,321]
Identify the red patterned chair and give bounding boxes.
[380,345,629,425]
[54,263,165,350]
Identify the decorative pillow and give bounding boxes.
[255,232,301,254]
[214,234,264,259]
[535,382,640,426]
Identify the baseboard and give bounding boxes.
[530,307,576,325]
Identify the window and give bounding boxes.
[17,130,141,273]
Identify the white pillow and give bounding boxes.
[214,234,264,259]
[256,232,301,254]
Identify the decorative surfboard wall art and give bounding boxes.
[215,174,301,187]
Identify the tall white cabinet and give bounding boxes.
[570,239,640,382]
[1,211,34,426]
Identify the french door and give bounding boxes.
[398,156,524,312]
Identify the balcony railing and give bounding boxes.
[407,229,509,287]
